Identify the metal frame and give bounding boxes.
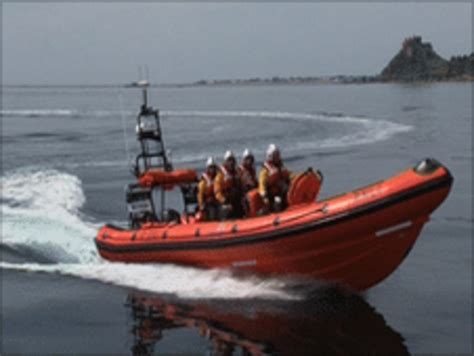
[127,82,173,226]
[126,81,198,227]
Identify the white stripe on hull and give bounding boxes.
[375,220,413,237]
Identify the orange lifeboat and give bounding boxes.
[96,159,452,291]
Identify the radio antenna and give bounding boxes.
[138,65,143,82]
[145,65,149,82]
[117,89,131,166]
[136,79,149,110]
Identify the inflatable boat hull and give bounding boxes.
[96,159,452,291]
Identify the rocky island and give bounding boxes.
[379,36,473,82]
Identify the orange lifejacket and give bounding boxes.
[201,172,216,205]
[264,161,291,197]
[239,164,258,192]
[217,165,241,203]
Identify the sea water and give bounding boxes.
[1,83,471,354]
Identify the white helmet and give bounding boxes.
[266,143,280,160]
[206,156,216,167]
[242,148,253,159]
[224,150,235,161]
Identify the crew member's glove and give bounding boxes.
[274,196,283,212]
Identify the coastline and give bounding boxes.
[165,76,474,88]
[2,76,473,90]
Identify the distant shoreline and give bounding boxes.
[2,75,473,89]
[167,75,474,88]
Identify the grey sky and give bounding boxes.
[2,2,472,85]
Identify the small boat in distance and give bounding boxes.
[95,83,453,291]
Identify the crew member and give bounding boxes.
[197,157,219,221]
[238,149,258,217]
[238,148,258,193]
[214,150,244,219]
[259,144,292,212]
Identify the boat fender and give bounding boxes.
[139,169,198,188]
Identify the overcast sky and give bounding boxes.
[2,3,472,85]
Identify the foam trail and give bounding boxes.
[1,168,298,300]
[1,169,99,263]
[306,117,412,149]
[0,261,297,300]
[1,108,413,173]
[161,109,404,126]
[2,108,413,151]
[64,111,412,169]
[0,109,79,118]
[1,107,411,126]
[169,111,412,161]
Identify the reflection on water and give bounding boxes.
[126,285,409,355]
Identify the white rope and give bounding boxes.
[117,89,131,165]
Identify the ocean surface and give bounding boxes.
[1,83,472,354]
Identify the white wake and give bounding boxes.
[0,168,296,300]
[3,109,412,168]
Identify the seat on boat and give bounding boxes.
[287,168,323,207]
[246,168,323,217]
[181,183,199,223]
